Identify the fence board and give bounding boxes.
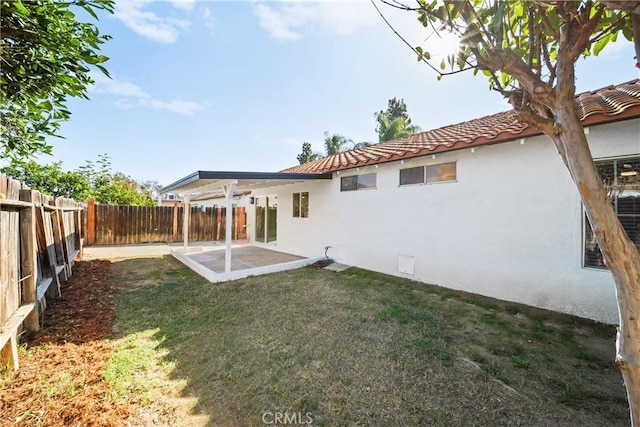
[88,204,246,245]
[0,175,82,371]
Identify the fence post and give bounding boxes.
[50,200,69,281]
[18,190,39,332]
[55,199,72,278]
[77,207,84,260]
[87,198,96,246]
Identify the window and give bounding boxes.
[293,192,309,218]
[584,156,640,268]
[400,166,425,185]
[340,173,377,191]
[399,162,457,186]
[427,162,457,183]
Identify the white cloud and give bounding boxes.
[203,6,217,30]
[168,0,196,11]
[253,3,306,41]
[114,0,190,43]
[252,1,379,41]
[90,73,204,116]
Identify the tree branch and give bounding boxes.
[538,5,560,39]
[379,0,420,12]
[541,41,556,85]
[0,27,39,40]
[371,0,476,77]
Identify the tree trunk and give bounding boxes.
[552,101,640,425]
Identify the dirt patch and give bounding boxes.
[0,260,132,426]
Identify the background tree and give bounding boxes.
[0,160,91,200]
[78,154,155,206]
[377,116,421,142]
[139,180,162,201]
[93,173,155,206]
[324,132,353,155]
[352,141,373,149]
[0,0,113,158]
[377,0,640,421]
[297,142,321,164]
[375,97,421,141]
[296,137,373,164]
[1,154,156,206]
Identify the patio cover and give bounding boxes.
[161,170,332,196]
[160,171,332,273]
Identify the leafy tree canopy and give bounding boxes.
[375,98,421,142]
[0,0,114,159]
[323,132,353,156]
[295,134,373,164]
[1,154,157,206]
[297,142,321,164]
[0,160,91,200]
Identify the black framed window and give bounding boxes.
[400,166,425,185]
[584,156,640,268]
[341,173,377,191]
[293,192,309,218]
[399,162,457,186]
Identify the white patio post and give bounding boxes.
[183,193,191,251]
[222,181,237,273]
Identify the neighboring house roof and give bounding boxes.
[283,79,640,174]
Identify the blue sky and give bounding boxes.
[41,0,639,187]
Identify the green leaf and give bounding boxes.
[12,0,29,16]
[1,0,114,158]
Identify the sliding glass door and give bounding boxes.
[255,196,277,243]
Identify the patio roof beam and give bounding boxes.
[180,179,240,197]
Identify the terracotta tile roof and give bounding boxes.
[282,79,640,174]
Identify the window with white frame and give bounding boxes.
[399,162,457,186]
[293,192,309,218]
[340,173,377,191]
[584,156,640,268]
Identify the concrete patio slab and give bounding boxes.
[187,246,304,273]
[171,244,322,283]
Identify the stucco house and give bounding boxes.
[162,79,640,324]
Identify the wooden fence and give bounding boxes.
[0,174,83,371]
[86,200,247,245]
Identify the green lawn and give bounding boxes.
[106,256,628,426]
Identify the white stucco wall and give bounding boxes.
[251,118,640,324]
